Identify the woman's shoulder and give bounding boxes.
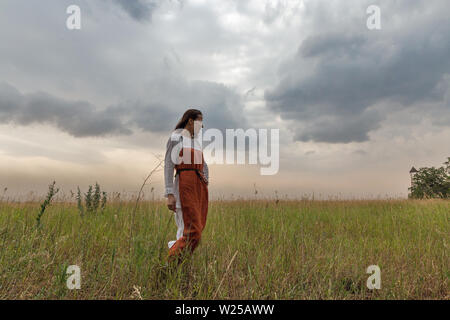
[170,129,183,140]
[166,129,183,147]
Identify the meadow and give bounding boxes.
[0,198,448,299]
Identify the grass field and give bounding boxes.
[0,198,448,299]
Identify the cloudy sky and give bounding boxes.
[0,0,449,200]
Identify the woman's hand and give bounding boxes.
[167,194,176,212]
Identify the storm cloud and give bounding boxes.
[0,80,246,138]
[265,0,450,143]
[113,0,160,21]
[0,0,448,144]
[0,82,130,137]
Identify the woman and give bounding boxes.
[164,109,209,259]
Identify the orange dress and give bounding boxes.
[168,141,209,257]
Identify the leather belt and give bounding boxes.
[175,168,198,175]
[175,168,208,185]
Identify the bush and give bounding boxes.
[77,183,107,215]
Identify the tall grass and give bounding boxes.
[35,181,59,228]
[0,199,448,299]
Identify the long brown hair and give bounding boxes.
[175,108,202,130]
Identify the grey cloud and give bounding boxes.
[113,0,160,21]
[265,1,450,143]
[293,109,383,143]
[0,1,249,140]
[0,79,246,138]
[263,1,284,25]
[0,83,131,137]
[262,0,302,26]
[117,76,248,133]
[299,33,367,59]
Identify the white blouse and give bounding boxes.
[163,130,209,208]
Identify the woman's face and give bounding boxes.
[194,114,203,135]
[186,114,203,136]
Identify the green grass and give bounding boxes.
[0,199,448,299]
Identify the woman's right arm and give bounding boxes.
[164,137,175,198]
[164,136,179,211]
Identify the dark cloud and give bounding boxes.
[299,33,367,59]
[113,0,160,22]
[293,109,383,143]
[0,80,246,138]
[265,2,450,143]
[0,82,131,137]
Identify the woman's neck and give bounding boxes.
[181,128,194,138]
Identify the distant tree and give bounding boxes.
[409,157,450,199]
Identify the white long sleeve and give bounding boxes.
[203,160,209,183]
[164,136,178,197]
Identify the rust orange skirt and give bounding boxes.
[168,148,208,257]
